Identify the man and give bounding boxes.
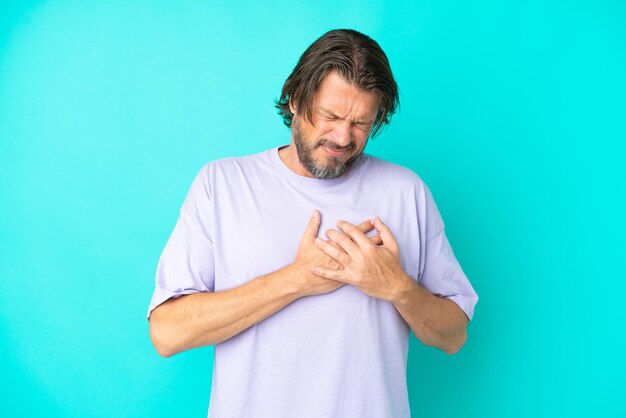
[147,29,478,418]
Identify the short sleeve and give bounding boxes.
[146,166,216,321]
[418,183,479,321]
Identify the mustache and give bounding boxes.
[317,139,355,152]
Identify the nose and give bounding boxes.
[330,121,352,148]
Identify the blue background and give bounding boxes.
[1,0,625,416]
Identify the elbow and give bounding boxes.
[154,342,175,358]
[444,344,462,355]
[149,314,177,358]
[444,329,467,355]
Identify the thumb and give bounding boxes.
[303,209,321,240]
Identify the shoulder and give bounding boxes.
[208,148,270,171]
[361,153,428,193]
[360,153,438,220]
[182,150,270,213]
[360,153,443,236]
[195,148,270,181]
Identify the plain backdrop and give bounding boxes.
[1,0,625,417]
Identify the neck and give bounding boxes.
[278,143,315,178]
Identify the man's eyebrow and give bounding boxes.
[318,106,340,117]
[317,106,374,125]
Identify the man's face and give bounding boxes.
[290,71,381,179]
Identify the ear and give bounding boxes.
[289,98,297,115]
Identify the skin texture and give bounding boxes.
[150,70,469,357]
[278,70,380,179]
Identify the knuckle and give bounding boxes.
[363,245,376,256]
[336,234,350,245]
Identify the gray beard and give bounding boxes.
[292,117,363,179]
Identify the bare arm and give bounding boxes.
[149,265,302,357]
[390,274,469,354]
[311,217,469,355]
[149,210,381,358]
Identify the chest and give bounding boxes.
[207,176,422,291]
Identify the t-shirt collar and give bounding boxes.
[268,144,366,190]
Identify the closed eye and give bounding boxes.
[321,113,338,121]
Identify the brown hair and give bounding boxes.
[274,29,399,139]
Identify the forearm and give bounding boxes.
[391,274,469,354]
[149,266,303,357]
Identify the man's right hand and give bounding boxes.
[290,209,382,297]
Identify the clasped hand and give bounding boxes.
[295,209,410,302]
[313,216,410,302]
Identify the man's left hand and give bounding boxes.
[311,217,413,302]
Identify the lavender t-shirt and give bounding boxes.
[147,145,478,418]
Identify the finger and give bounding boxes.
[355,219,382,245]
[315,237,350,264]
[369,234,383,245]
[356,219,374,234]
[336,220,375,249]
[325,229,360,259]
[303,209,321,241]
[326,257,344,271]
[310,265,351,283]
[327,240,344,252]
[372,217,399,252]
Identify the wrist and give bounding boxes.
[280,263,310,298]
[389,272,421,306]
